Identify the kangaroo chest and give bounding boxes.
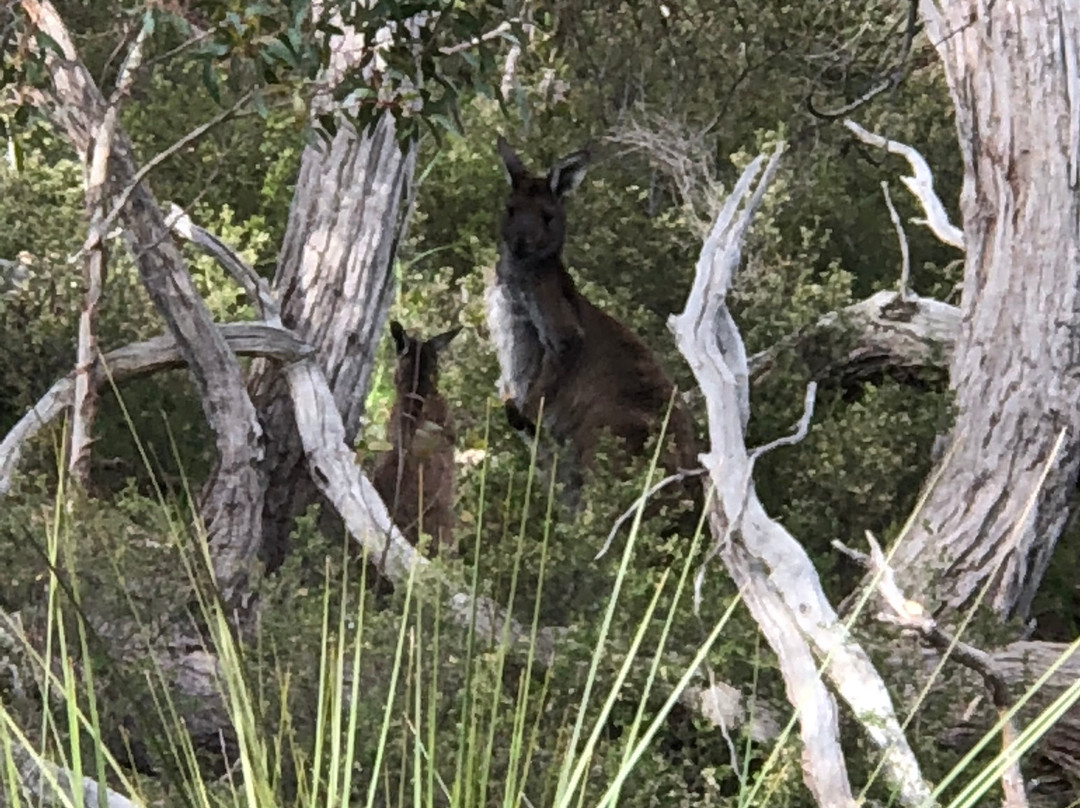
[484,267,546,406]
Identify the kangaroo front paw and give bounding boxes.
[505,400,538,436]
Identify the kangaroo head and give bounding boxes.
[496,135,590,266]
[390,320,462,402]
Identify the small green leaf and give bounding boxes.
[263,35,298,68]
[253,87,269,119]
[201,61,221,104]
[33,31,64,57]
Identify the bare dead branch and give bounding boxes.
[670,143,937,807]
[605,113,724,234]
[751,382,818,460]
[693,381,817,617]
[595,467,708,560]
[438,19,514,55]
[835,532,1029,808]
[807,77,893,120]
[70,91,254,268]
[806,0,921,121]
[844,119,965,249]
[69,17,151,485]
[21,0,266,605]
[0,323,311,497]
[881,181,912,300]
[165,203,280,324]
[747,290,959,386]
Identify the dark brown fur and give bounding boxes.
[372,321,461,556]
[490,137,699,503]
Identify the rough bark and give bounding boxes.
[20,0,266,609]
[747,290,959,386]
[670,147,935,808]
[942,641,1080,787]
[886,0,1080,621]
[248,112,416,572]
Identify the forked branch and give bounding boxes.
[68,16,150,485]
[843,119,964,249]
[669,144,937,807]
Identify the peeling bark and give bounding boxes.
[248,112,416,572]
[887,0,1080,620]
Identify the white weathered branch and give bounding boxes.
[670,144,937,807]
[166,203,280,325]
[68,15,151,485]
[881,181,912,299]
[747,290,960,385]
[0,324,312,497]
[844,119,965,249]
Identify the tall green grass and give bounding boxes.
[2,397,1079,808]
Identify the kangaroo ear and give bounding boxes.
[497,135,527,186]
[548,147,590,197]
[428,326,462,353]
[389,320,408,355]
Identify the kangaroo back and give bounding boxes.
[372,320,461,557]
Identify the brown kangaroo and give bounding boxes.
[372,320,461,557]
[486,136,700,510]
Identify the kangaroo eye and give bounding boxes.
[542,212,554,225]
[506,204,515,217]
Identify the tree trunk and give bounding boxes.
[249,113,416,571]
[20,0,266,608]
[891,0,1080,621]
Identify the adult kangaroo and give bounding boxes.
[372,320,461,557]
[485,135,700,510]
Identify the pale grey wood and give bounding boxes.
[671,146,937,808]
[247,111,417,571]
[882,0,1080,621]
[0,324,312,497]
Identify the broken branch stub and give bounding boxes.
[669,144,937,808]
[746,290,959,386]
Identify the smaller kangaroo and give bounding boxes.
[372,320,461,557]
[487,136,699,509]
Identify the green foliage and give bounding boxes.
[3,0,1060,804]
